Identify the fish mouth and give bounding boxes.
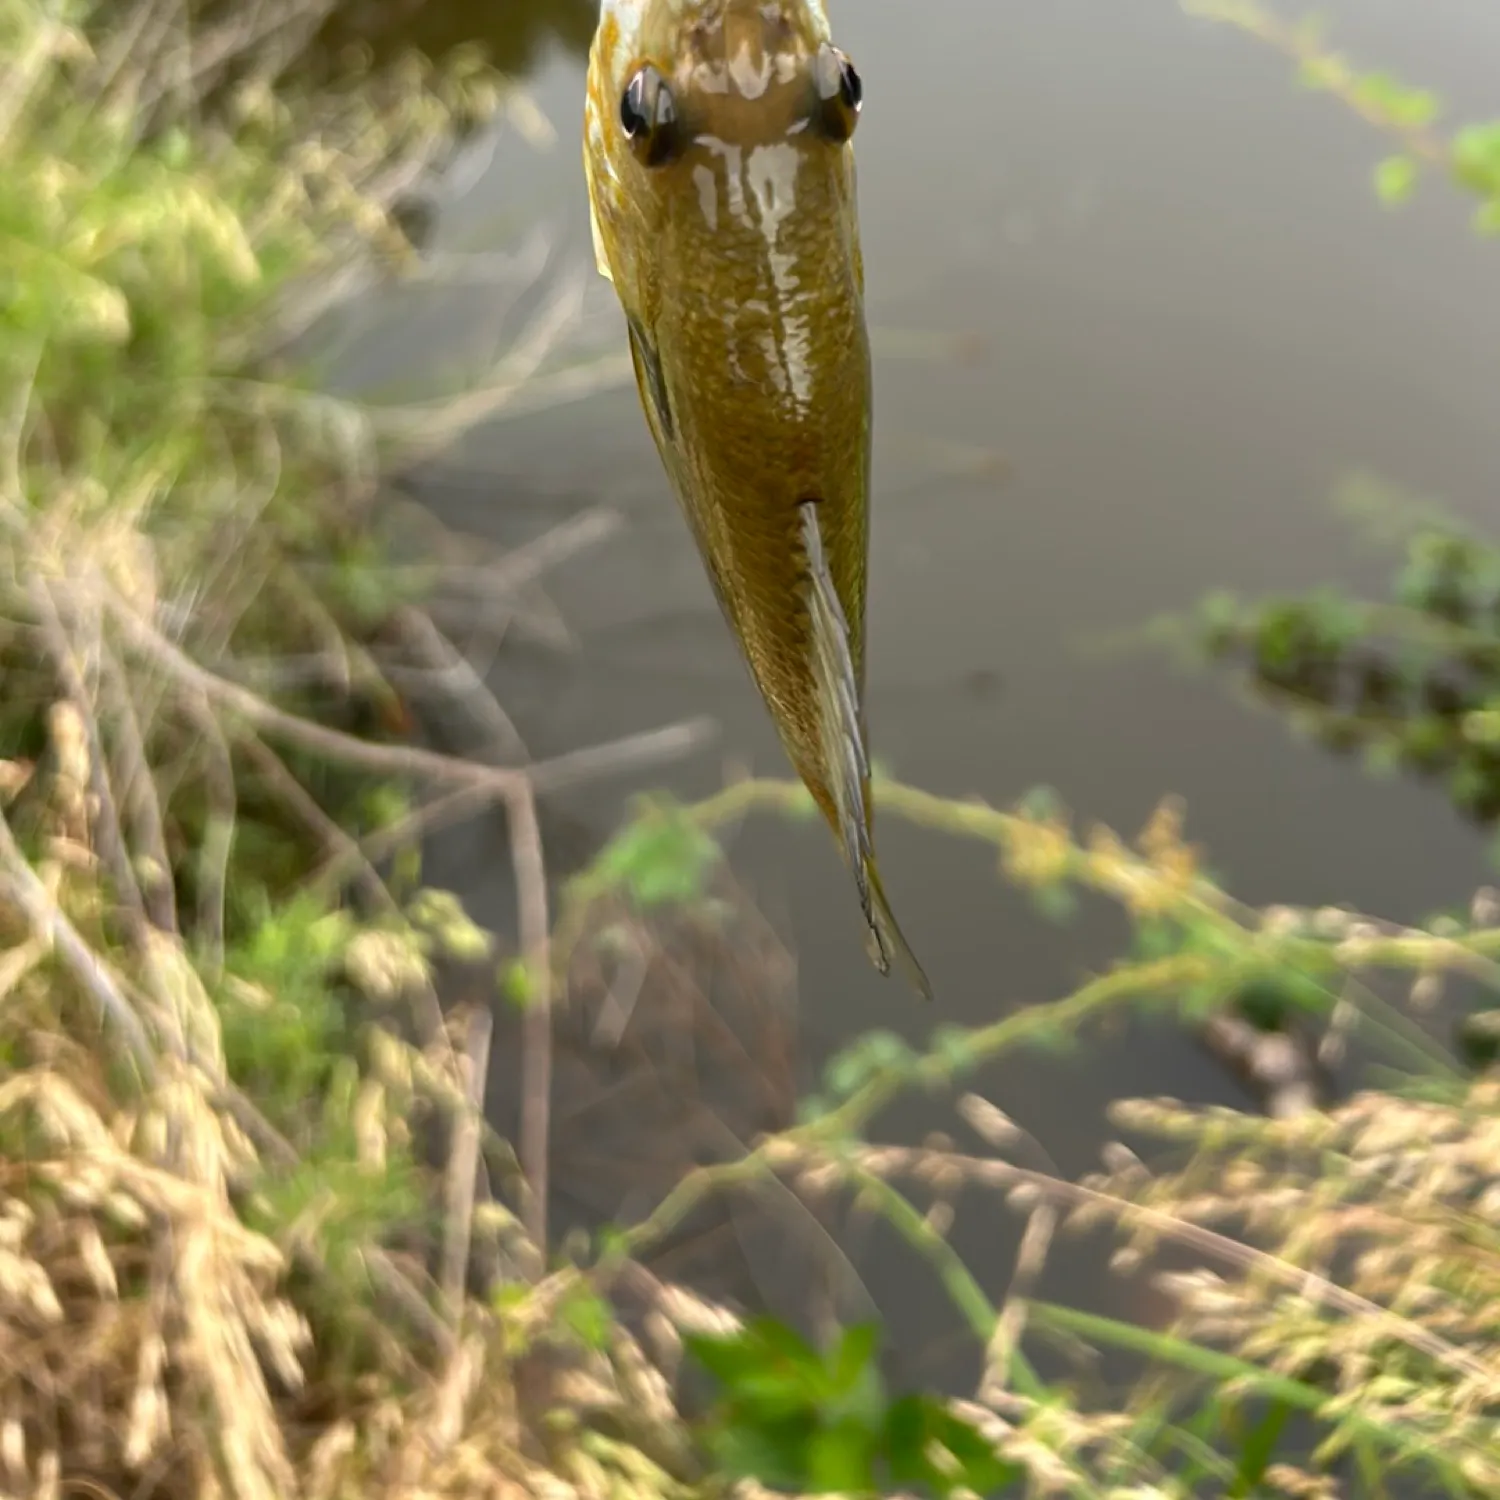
[660,0,839,120]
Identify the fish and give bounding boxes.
[584,0,931,1001]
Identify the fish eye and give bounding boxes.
[814,43,862,143]
[620,63,680,167]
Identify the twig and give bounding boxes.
[363,1246,457,1362]
[427,588,573,654]
[98,645,178,933]
[32,582,153,942]
[0,805,155,1076]
[1182,0,1453,169]
[982,1201,1057,1401]
[670,774,1472,1075]
[313,783,494,896]
[838,1159,1012,1368]
[238,734,398,916]
[439,1001,493,1320]
[428,507,624,601]
[369,267,592,460]
[511,784,552,1259]
[388,605,528,764]
[180,690,235,980]
[595,958,1200,1279]
[109,593,713,800]
[846,1142,1494,1390]
[399,350,636,431]
[215,1082,298,1170]
[1199,1013,1325,1118]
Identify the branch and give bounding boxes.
[109,594,713,801]
[239,733,399,916]
[439,1001,493,1320]
[98,644,178,933]
[510,783,552,1259]
[0,805,155,1076]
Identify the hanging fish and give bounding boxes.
[584,0,930,999]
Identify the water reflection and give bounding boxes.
[312,0,593,76]
[323,0,1500,1390]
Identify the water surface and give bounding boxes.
[327,0,1500,1380]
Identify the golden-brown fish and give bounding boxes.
[584,0,930,999]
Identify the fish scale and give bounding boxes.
[585,0,932,1000]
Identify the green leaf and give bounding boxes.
[683,1329,767,1390]
[500,959,535,1009]
[883,1394,1020,1497]
[709,1414,817,1490]
[806,1420,877,1494]
[930,1024,976,1071]
[558,1283,613,1351]
[1228,1399,1295,1496]
[830,1322,880,1395]
[1352,72,1438,129]
[882,1394,929,1475]
[593,802,723,911]
[927,1407,1021,1494]
[1473,198,1500,237]
[1032,881,1078,924]
[1373,153,1418,207]
[1454,120,1500,197]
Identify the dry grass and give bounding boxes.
[0,2,718,1496]
[5,1,1499,1497]
[544,778,1500,1496]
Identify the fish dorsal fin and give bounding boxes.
[798,502,932,1001]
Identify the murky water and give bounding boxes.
[325,0,1500,1381]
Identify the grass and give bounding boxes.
[4,0,1500,1497]
[0,1,709,1494]
[556,774,1500,1495]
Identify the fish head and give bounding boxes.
[594,0,858,155]
[586,0,867,302]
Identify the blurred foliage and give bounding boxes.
[1186,0,1500,233]
[589,795,725,913]
[0,3,623,1497]
[557,766,1500,1494]
[687,1320,1020,1497]
[1165,6,1500,849]
[309,0,595,81]
[5,0,1500,1497]
[1182,516,1500,839]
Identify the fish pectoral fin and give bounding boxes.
[626,312,674,443]
[588,193,614,283]
[582,139,615,283]
[798,501,932,1003]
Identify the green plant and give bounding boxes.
[0,4,712,1498]
[688,1319,1019,1497]
[541,763,1499,1496]
[1163,7,1500,852]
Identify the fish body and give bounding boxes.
[585,0,930,999]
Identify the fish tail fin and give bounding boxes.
[799,502,933,1003]
[864,855,935,1004]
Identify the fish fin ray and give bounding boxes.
[626,313,674,442]
[799,502,931,1002]
[581,94,615,283]
[865,860,935,1004]
[588,194,614,282]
